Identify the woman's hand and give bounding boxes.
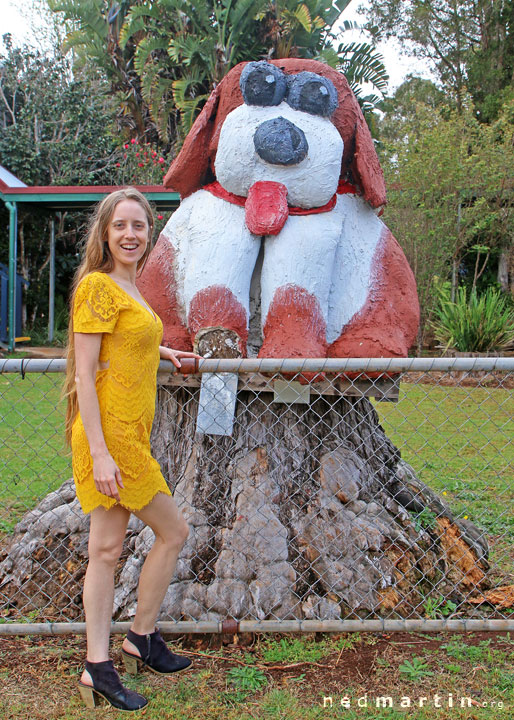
[92,451,124,501]
[159,346,202,369]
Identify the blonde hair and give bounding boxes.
[63,187,154,446]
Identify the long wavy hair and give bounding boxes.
[63,188,154,446]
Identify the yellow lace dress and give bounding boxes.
[71,271,171,514]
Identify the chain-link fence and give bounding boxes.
[0,357,513,634]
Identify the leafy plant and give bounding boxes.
[432,285,514,353]
[410,507,437,532]
[422,596,440,619]
[333,633,362,651]
[423,594,457,618]
[398,656,434,681]
[226,665,267,693]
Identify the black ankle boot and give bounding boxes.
[78,659,148,711]
[122,628,192,675]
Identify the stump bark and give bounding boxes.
[0,380,490,622]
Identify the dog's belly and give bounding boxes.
[261,195,383,341]
[260,211,342,329]
[326,195,384,342]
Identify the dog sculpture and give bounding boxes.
[138,59,419,359]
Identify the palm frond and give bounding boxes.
[133,37,169,77]
[294,4,313,32]
[338,42,389,92]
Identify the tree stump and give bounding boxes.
[116,377,490,621]
[0,377,490,622]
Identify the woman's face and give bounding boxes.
[106,199,150,272]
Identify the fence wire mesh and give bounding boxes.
[0,358,512,629]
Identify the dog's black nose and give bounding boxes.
[253,117,308,166]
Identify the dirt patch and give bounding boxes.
[402,371,514,389]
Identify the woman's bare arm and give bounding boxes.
[74,332,123,501]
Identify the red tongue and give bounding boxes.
[245,181,289,235]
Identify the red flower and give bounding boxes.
[124,144,129,149]
[138,162,144,167]
[131,138,137,144]
[135,152,139,156]
[157,214,163,220]
[115,162,121,167]
[158,157,165,163]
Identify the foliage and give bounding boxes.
[114,138,168,185]
[47,0,389,146]
[364,0,514,121]
[380,94,514,349]
[377,76,448,146]
[423,595,457,619]
[431,284,514,353]
[0,37,119,186]
[260,635,329,663]
[409,507,437,532]
[46,0,153,139]
[0,35,140,329]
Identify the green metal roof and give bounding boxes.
[0,186,180,210]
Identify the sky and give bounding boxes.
[2,0,433,92]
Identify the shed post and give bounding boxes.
[48,217,55,342]
[5,200,17,352]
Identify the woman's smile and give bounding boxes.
[107,199,149,268]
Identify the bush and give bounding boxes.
[432,285,514,352]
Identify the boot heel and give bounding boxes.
[78,684,97,709]
[122,652,139,675]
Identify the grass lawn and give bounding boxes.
[372,381,514,577]
[0,372,70,533]
[1,630,513,719]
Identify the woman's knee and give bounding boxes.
[158,515,189,551]
[88,536,124,567]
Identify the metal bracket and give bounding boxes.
[196,372,238,436]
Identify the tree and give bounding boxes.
[376,75,447,151]
[364,0,514,121]
[0,35,121,328]
[47,0,389,147]
[379,92,514,349]
[47,0,154,138]
[466,0,514,122]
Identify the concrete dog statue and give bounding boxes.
[138,59,419,360]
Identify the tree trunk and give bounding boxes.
[1,379,489,622]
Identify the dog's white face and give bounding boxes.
[215,101,344,209]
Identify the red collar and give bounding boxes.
[203,180,357,215]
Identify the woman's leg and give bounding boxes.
[80,504,130,684]
[122,493,188,654]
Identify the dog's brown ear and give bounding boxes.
[351,108,386,208]
[163,82,224,198]
[332,81,386,209]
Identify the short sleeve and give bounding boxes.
[73,273,119,334]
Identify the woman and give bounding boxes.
[64,188,200,711]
